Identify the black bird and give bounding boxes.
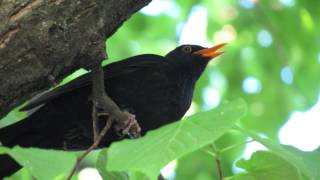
[0,43,226,178]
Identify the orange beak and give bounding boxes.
[193,43,227,60]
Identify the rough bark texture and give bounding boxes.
[0,0,151,118]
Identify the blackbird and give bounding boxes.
[0,43,225,178]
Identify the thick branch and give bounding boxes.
[0,0,151,118]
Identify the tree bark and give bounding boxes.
[0,0,151,118]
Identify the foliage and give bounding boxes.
[1,0,320,179]
[103,99,246,179]
[0,147,76,180]
[233,151,300,180]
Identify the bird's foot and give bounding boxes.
[89,63,141,139]
[115,111,141,138]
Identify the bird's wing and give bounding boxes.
[20,54,166,111]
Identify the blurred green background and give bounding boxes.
[107,0,320,139]
[106,0,320,179]
[3,0,320,179]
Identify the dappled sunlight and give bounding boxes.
[279,0,295,7]
[239,0,258,9]
[185,102,199,117]
[243,140,267,160]
[140,0,179,18]
[78,168,102,180]
[279,96,320,151]
[179,6,209,46]
[203,87,221,110]
[280,66,294,85]
[213,24,237,44]
[242,76,262,94]
[1,0,319,179]
[161,160,177,180]
[257,30,273,48]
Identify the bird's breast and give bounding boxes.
[169,75,195,118]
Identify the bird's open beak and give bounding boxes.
[194,43,227,60]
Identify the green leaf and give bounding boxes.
[233,151,300,180]
[0,147,6,154]
[4,168,33,180]
[175,149,217,180]
[128,171,149,180]
[284,146,320,180]
[237,127,320,180]
[96,149,129,180]
[106,99,247,179]
[1,146,76,180]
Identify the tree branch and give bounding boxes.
[0,0,151,119]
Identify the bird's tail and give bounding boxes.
[0,154,21,178]
[0,117,31,178]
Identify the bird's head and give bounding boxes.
[165,43,226,78]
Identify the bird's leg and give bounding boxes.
[66,36,141,179]
[90,63,141,139]
[91,105,99,141]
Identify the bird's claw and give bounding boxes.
[115,111,141,138]
[97,112,109,117]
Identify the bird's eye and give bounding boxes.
[182,46,192,53]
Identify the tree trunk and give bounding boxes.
[0,0,151,118]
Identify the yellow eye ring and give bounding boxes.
[182,46,192,53]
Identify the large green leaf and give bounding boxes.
[175,131,247,180]
[96,149,129,180]
[233,151,300,180]
[4,168,32,180]
[0,146,76,180]
[105,99,247,179]
[97,149,150,180]
[175,149,217,180]
[284,146,320,180]
[237,127,320,180]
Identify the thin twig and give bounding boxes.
[210,144,224,180]
[215,157,223,180]
[92,105,99,141]
[67,118,113,180]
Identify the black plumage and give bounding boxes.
[0,44,225,178]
